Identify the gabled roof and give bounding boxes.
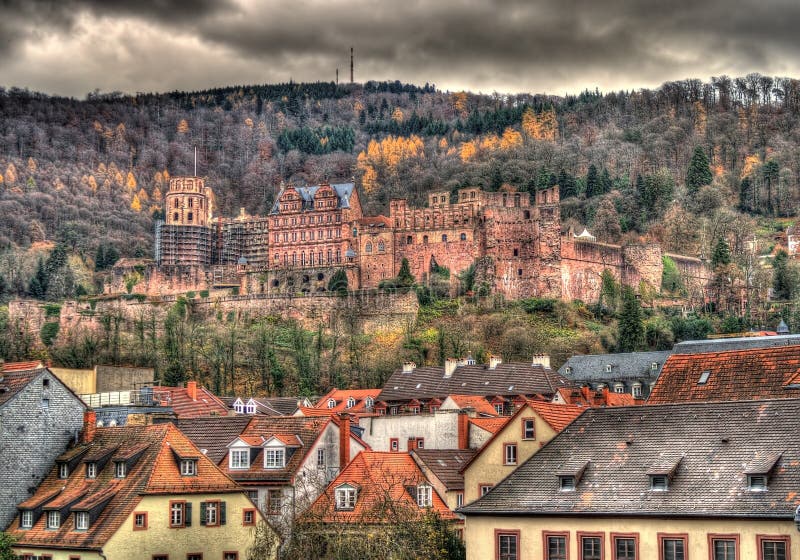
[671,333,800,354]
[311,388,381,415]
[411,449,476,491]
[305,451,456,523]
[524,401,586,432]
[468,416,510,435]
[1,360,45,373]
[558,350,671,382]
[216,417,332,483]
[442,395,499,417]
[555,386,636,407]
[648,345,800,404]
[459,399,800,519]
[358,215,392,228]
[0,369,43,408]
[156,384,229,417]
[220,396,303,416]
[8,423,241,549]
[176,416,252,463]
[270,182,355,214]
[379,361,570,402]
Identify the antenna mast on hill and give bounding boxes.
[336,68,339,85]
[350,47,354,83]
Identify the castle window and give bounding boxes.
[292,253,297,265]
[518,269,523,276]
[200,199,203,209]
[471,191,476,199]
[187,212,193,223]
[378,241,385,252]
[174,199,179,208]
[423,235,429,244]
[407,236,413,245]
[327,249,332,263]
[352,228,358,237]
[173,213,179,221]
[524,210,530,219]
[188,198,193,208]
[513,248,519,257]
[365,242,373,253]
[441,234,447,242]
[460,233,467,241]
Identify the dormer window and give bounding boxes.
[46,510,60,530]
[365,396,374,409]
[605,365,612,373]
[74,511,89,531]
[559,476,576,492]
[264,448,285,468]
[346,397,356,409]
[748,474,768,491]
[335,484,357,510]
[86,462,97,479]
[416,484,433,508]
[180,459,198,476]
[58,463,69,479]
[613,383,625,394]
[565,366,572,375]
[245,399,257,414]
[649,475,669,491]
[632,383,643,398]
[20,510,33,529]
[115,461,126,478]
[230,449,250,470]
[327,398,336,409]
[233,399,245,414]
[557,461,588,492]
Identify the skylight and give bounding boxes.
[698,370,711,385]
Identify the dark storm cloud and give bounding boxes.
[1,0,800,96]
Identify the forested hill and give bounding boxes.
[1,75,799,293]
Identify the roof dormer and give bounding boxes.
[557,460,589,492]
[745,452,782,492]
[334,483,358,510]
[232,398,245,414]
[245,398,258,415]
[648,456,682,491]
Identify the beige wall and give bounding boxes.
[50,367,95,395]
[463,410,558,504]
[465,515,799,560]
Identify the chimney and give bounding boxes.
[489,354,502,370]
[402,362,416,373]
[602,387,610,404]
[531,354,550,369]
[581,386,591,401]
[339,413,351,469]
[444,358,458,378]
[457,411,469,450]
[82,411,97,444]
[187,381,197,401]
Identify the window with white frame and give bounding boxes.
[20,510,33,529]
[204,501,219,526]
[417,484,432,508]
[230,449,250,469]
[245,400,257,414]
[233,399,244,414]
[560,476,576,491]
[264,448,285,468]
[86,462,97,479]
[180,459,197,476]
[335,485,357,510]
[346,397,356,409]
[456,493,464,508]
[170,502,185,527]
[632,383,642,398]
[613,383,625,393]
[46,510,60,529]
[523,418,535,439]
[58,463,69,479]
[365,396,374,409]
[504,444,517,465]
[327,399,336,409]
[115,462,126,478]
[74,511,89,531]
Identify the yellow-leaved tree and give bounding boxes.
[131,194,142,212]
[126,171,137,192]
[177,119,190,134]
[391,107,404,123]
[5,163,17,184]
[27,157,37,173]
[459,141,477,162]
[500,127,523,150]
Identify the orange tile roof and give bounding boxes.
[468,416,510,435]
[1,360,44,372]
[446,394,499,416]
[312,388,381,415]
[155,384,230,418]
[648,346,800,404]
[295,406,337,417]
[8,423,242,550]
[305,451,456,523]
[524,400,585,432]
[555,387,636,407]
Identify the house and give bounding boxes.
[185,414,368,531]
[304,451,456,524]
[553,385,635,407]
[440,394,502,417]
[223,396,309,416]
[467,417,511,449]
[461,401,584,504]
[176,416,253,463]
[358,409,471,452]
[648,345,800,404]
[411,449,476,513]
[460,398,800,560]
[671,332,800,353]
[1,360,45,372]
[378,355,569,414]
[307,388,382,416]
[0,367,86,530]
[558,350,671,399]
[8,412,276,559]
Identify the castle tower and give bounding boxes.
[165,176,212,227]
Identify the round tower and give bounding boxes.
[165,177,211,227]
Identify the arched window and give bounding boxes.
[460,233,467,241]
[327,399,336,409]
[441,234,448,242]
[407,236,413,245]
[174,199,179,208]
[346,397,356,409]
[365,396,374,409]
[423,235,429,244]
[365,242,373,253]
[378,241,385,252]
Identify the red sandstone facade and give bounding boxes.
[153,177,708,301]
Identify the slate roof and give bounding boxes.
[305,451,456,523]
[176,416,252,463]
[459,399,800,519]
[379,362,570,402]
[648,345,800,404]
[215,417,331,484]
[8,424,241,549]
[558,350,671,382]
[270,183,355,214]
[411,449,476,491]
[671,333,800,354]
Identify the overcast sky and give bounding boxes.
[1,0,798,98]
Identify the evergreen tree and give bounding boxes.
[558,168,577,199]
[585,164,600,198]
[328,268,349,295]
[739,176,755,212]
[618,285,644,352]
[686,146,713,194]
[600,167,613,194]
[773,250,792,300]
[711,237,732,268]
[397,258,415,287]
[28,257,48,299]
[0,273,6,299]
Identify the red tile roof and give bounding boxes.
[305,451,456,523]
[524,400,586,432]
[311,388,381,415]
[8,423,241,550]
[445,394,499,416]
[1,360,44,372]
[648,346,800,404]
[155,384,230,418]
[555,386,636,407]
[468,416,509,435]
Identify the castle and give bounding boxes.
[114,176,708,301]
